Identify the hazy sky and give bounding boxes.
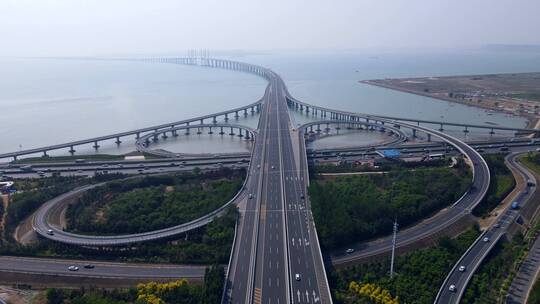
[1,0,539,56]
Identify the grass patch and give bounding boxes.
[520,152,540,175]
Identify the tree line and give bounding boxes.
[66,169,244,235]
[309,166,470,249]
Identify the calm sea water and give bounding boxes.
[1,49,539,157]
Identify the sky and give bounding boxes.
[1,0,539,56]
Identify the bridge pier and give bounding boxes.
[220,127,225,135]
[208,127,214,134]
[235,111,239,119]
[136,132,140,140]
[185,128,190,135]
[325,123,330,133]
[244,109,248,116]
[490,128,495,135]
[256,104,261,113]
[42,151,48,157]
[153,134,158,142]
[245,132,250,140]
[69,146,76,155]
[309,125,314,133]
[162,132,168,139]
[439,124,444,131]
[412,129,417,138]
[213,116,218,124]
[316,124,321,133]
[93,141,100,150]
[224,113,229,122]
[238,129,244,138]
[115,137,122,144]
[197,127,202,135]
[463,126,469,133]
[427,134,432,142]
[251,106,255,114]
[12,156,17,161]
[200,119,204,124]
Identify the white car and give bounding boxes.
[295,273,301,281]
[346,248,355,254]
[458,265,466,272]
[68,266,79,271]
[47,229,54,235]
[449,284,456,292]
[483,237,490,243]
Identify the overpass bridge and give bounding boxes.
[287,96,538,136]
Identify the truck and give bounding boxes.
[511,201,519,209]
[527,179,536,187]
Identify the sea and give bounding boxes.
[1,48,539,158]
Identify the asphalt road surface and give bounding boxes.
[0,256,206,279]
[225,76,330,303]
[436,153,536,304]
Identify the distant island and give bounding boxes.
[361,72,540,128]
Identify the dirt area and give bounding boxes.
[477,157,527,230]
[361,72,540,128]
[0,286,40,304]
[1,195,8,235]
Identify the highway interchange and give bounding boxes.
[1,57,540,303]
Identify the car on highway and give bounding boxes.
[494,223,501,228]
[483,237,490,243]
[249,194,254,199]
[84,264,95,269]
[68,266,79,271]
[449,284,456,292]
[458,265,466,272]
[47,229,54,235]
[346,248,355,254]
[511,201,520,209]
[527,180,536,187]
[271,165,275,169]
[295,274,301,281]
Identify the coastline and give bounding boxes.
[360,80,539,130]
